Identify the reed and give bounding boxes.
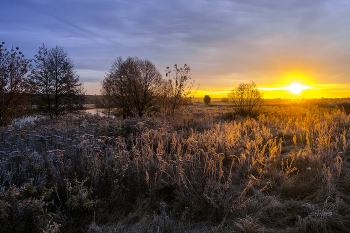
[1,101,350,232]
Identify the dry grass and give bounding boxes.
[1,100,350,232]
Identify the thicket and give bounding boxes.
[0,42,86,127]
[1,41,194,124]
[1,103,350,232]
[228,81,263,117]
[30,44,85,118]
[100,61,194,118]
[100,57,162,118]
[0,42,35,126]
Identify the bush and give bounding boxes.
[203,95,211,105]
[227,81,262,117]
[101,57,162,117]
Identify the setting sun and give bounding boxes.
[287,83,310,94]
[257,78,320,98]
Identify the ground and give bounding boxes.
[1,100,350,232]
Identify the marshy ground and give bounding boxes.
[1,100,350,232]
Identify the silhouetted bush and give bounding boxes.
[227,81,263,117]
[101,57,162,117]
[203,95,211,105]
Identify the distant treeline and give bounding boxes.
[84,95,103,105]
[85,95,350,107]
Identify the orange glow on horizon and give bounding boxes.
[258,82,314,96]
[191,72,350,100]
[287,83,311,94]
[193,88,350,100]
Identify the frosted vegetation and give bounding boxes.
[1,103,350,232]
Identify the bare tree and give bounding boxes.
[164,64,194,114]
[0,42,35,126]
[101,57,162,117]
[227,81,263,116]
[30,45,85,118]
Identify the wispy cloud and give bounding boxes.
[1,0,350,95]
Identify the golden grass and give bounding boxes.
[1,100,350,232]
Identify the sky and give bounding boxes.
[2,0,350,98]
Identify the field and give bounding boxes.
[1,100,350,232]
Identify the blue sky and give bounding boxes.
[2,0,350,97]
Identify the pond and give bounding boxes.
[83,108,104,116]
[10,109,104,127]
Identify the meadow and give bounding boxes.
[1,100,350,232]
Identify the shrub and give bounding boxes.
[101,57,162,117]
[227,81,263,117]
[203,95,211,105]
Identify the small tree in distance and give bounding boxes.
[227,81,263,117]
[203,95,211,105]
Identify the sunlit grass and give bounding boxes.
[1,99,350,232]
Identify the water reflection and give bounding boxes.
[10,109,104,127]
[84,108,104,116]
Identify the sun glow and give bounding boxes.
[258,81,316,98]
[287,83,308,94]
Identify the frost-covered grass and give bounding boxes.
[1,104,350,232]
